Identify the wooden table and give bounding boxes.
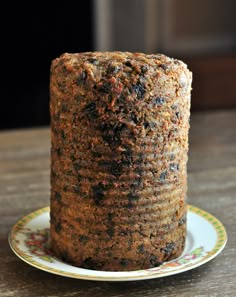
[1,110,235,296]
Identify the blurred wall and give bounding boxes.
[94,0,236,55]
[95,0,236,110]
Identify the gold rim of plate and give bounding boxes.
[8,204,227,281]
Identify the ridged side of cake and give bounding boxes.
[50,51,192,271]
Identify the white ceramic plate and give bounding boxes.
[9,205,227,281]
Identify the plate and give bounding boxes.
[9,205,227,281]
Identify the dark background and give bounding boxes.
[2,2,93,130]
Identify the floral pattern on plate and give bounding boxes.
[9,205,227,281]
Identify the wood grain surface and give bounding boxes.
[0,110,235,297]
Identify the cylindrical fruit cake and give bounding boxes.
[50,52,192,271]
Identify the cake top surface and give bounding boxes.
[52,51,190,73]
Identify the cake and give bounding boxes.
[49,51,192,271]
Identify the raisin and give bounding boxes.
[137,244,145,254]
[150,168,158,176]
[84,102,98,119]
[171,104,178,110]
[131,112,138,124]
[133,82,146,99]
[61,250,69,262]
[128,192,139,202]
[81,257,96,269]
[128,239,132,250]
[122,147,133,166]
[61,103,68,113]
[107,212,113,221]
[92,183,106,205]
[66,169,73,176]
[107,64,120,74]
[149,254,161,266]
[136,153,144,164]
[75,95,84,103]
[119,230,128,236]
[169,163,179,172]
[55,192,61,202]
[75,217,81,223]
[125,61,132,67]
[141,65,148,73]
[72,113,78,124]
[56,147,62,157]
[130,178,142,189]
[150,232,155,239]
[175,112,180,119]
[117,94,126,105]
[134,167,143,177]
[152,96,165,105]
[79,235,89,243]
[77,70,87,85]
[98,160,109,167]
[160,64,169,71]
[174,60,181,65]
[61,130,66,140]
[51,124,58,136]
[51,169,57,179]
[50,214,56,223]
[124,146,133,159]
[70,153,76,162]
[55,222,61,233]
[162,243,176,256]
[57,81,66,91]
[120,158,132,167]
[127,203,133,209]
[144,121,156,130]
[73,161,80,171]
[107,212,114,237]
[120,258,128,267]
[110,161,123,177]
[87,58,98,64]
[170,153,175,161]
[63,184,68,192]
[159,170,167,183]
[149,121,157,129]
[62,65,70,74]
[98,160,123,177]
[101,122,126,147]
[179,214,187,225]
[127,192,139,208]
[73,184,80,193]
[54,112,60,121]
[98,82,112,93]
[91,151,102,158]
